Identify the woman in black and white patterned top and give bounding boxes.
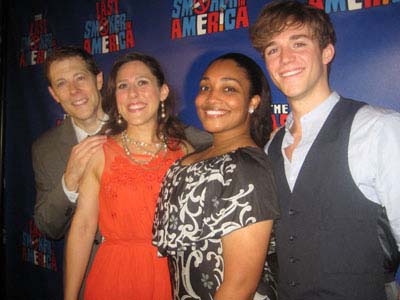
[153,53,280,300]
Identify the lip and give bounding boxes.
[127,102,146,112]
[204,109,228,118]
[280,67,303,78]
[71,98,89,107]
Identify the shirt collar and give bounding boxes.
[71,114,109,143]
[285,91,340,131]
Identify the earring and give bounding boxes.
[248,107,255,114]
[160,101,166,119]
[117,114,123,125]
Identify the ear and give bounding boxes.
[48,86,61,104]
[96,72,104,90]
[160,84,170,102]
[322,43,335,65]
[249,95,261,111]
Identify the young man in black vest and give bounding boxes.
[250,1,400,299]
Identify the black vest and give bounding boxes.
[268,99,385,300]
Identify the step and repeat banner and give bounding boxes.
[4,0,400,299]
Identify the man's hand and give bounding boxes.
[64,135,107,192]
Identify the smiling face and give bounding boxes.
[195,59,260,138]
[48,56,103,126]
[115,60,169,129]
[263,24,334,106]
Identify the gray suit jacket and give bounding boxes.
[32,117,78,239]
[32,117,93,300]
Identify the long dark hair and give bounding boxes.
[102,52,186,147]
[206,53,273,147]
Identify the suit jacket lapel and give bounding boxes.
[57,117,78,165]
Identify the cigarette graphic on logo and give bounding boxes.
[219,8,224,31]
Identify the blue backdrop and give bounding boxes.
[3,1,400,299]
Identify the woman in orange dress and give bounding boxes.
[64,52,192,300]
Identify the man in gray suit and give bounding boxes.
[33,47,107,240]
[32,47,108,300]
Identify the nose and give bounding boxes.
[204,88,221,104]
[280,46,294,64]
[68,81,80,95]
[128,84,138,97]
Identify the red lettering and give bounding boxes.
[308,0,324,9]
[364,0,384,8]
[83,39,92,54]
[19,53,26,67]
[272,114,288,129]
[272,115,278,130]
[29,220,41,239]
[125,24,135,48]
[29,20,47,36]
[99,17,109,36]
[51,253,58,271]
[109,0,119,15]
[207,12,219,33]
[280,114,288,127]
[36,50,45,64]
[235,7,249,29]
[101,1,107,17]
[171,19,182,40]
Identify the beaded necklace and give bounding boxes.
[121,130,167,168]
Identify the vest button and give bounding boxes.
[289,235,296,241]
[288,280,298,287]
[288,209,296,216]
[289,256,297,263]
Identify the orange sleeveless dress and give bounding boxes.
[84,138,183,300]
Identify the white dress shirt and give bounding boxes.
[266,92,400,250]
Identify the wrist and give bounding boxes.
[63,173,78,192]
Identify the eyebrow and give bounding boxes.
[265,34,311,49]
[201,76,241,84]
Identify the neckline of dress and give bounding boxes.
[178,145,260,167]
